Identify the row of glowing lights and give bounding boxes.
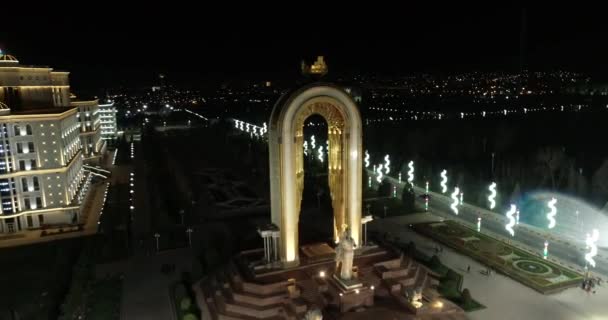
[365,151,599,268]
[366,104,594,122]
[130,142,136,213]
[230,121,600,268]
[234,119,268,137]
[97,183,110,226]
[184,109,209,121]
[76,173,92,204]
[370,154,599,268]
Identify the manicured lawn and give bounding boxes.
[413,220,583,294]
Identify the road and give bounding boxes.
[369,170,608,277]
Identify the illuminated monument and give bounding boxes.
[200,84,464,319]
[269,84,362,265]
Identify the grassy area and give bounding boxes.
[413,220,583,294]
[0,238,83,319]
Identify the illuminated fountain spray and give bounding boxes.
[440,170,448,193]
[383,155,391,175]
[311,135,316,150]
[303,140,308,156]
[318,146,324,163]
[425,181,429,194]
[398,172,402,184]
[488,182,497,210]
[505,204,517,237]
[477,217,481,232]
[262,122,267,135]
[543,241,549,260]
[547,198,557,229]
[516,210,520,225]
[450,187,460,215]
[407,161,414,186]
[252,126,258,136]
[585,229,599,268]
[425,196,429,212]
[239,121,244,130]
[246,123,250,133]
[393,185,397,198]
[460,192,464,206]
[234,119,240,128]
[364,150,370,168]
[376,164,384,183]
[368,176,372,188]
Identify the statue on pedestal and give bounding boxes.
[335,225,356,280]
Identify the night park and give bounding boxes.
[1,7,607,320]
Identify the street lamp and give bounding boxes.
[186,228,193,247]
[154,233,160,252]
[361,215,373,246]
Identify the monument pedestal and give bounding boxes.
[330,274,374,313]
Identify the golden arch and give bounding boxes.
[269,84,363,264]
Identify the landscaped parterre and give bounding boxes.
[412,220,583,294]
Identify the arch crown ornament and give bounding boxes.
[269,84,363,265]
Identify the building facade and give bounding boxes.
[0,52,95,233]
[71,100,105,160]
[98,100,117,140]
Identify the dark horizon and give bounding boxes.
[2,8,608,91]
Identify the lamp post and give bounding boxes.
[154,233,160,252]
[361,215,373,246]
[186,228,193,247]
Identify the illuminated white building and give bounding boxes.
[98,100,117,140]
[71,99,105,160]
[0,51,94,233]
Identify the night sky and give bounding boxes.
[2,7,607,91]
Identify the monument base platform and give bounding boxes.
[333,274,363,291]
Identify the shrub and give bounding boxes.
[445,269,460,281]
[180,297,192,311]
[461,288,472,306]
[429,255,441,269]
[183,313,198,320]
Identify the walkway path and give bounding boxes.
[120,248,194,320]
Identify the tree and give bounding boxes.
[401,184,416,212]
[377,179,391,198]
[429,255,442,270]
[461,288,473,307]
